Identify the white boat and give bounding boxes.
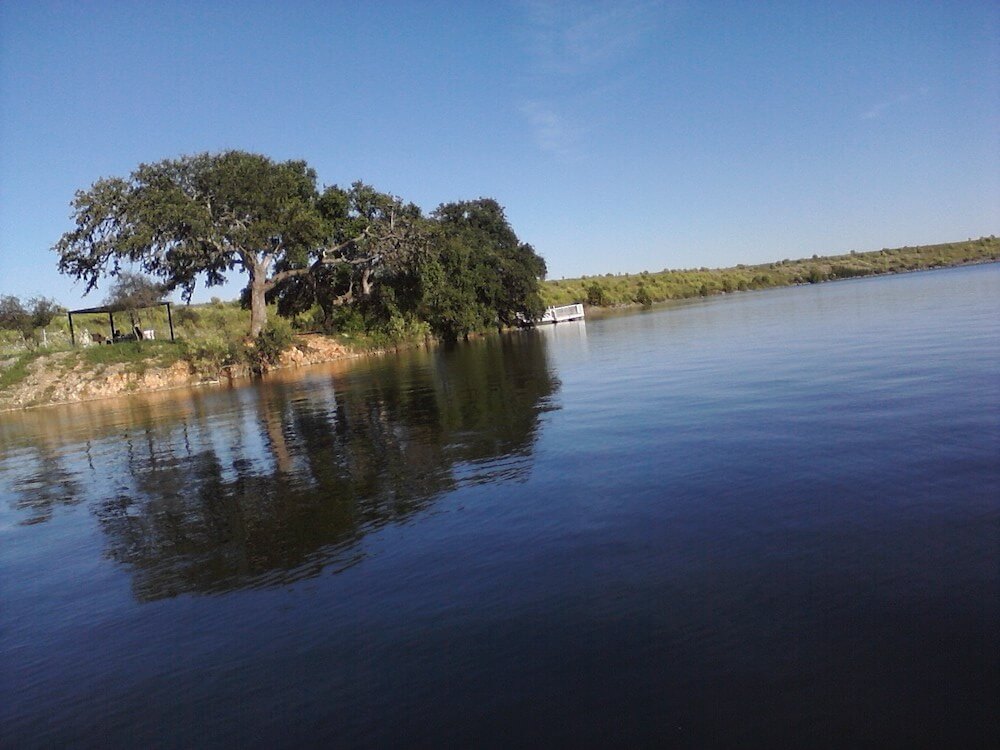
[536,303,585,325]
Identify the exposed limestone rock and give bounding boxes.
[0,334,364,412]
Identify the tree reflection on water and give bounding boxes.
[3,334,559,601]
[2,446,83,525]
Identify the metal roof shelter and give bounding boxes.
[66,301,175,346]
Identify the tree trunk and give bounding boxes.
[249,273,268,337]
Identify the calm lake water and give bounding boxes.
[2,264,998,747]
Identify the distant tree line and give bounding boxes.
[545,236,1000,309]
[53,151,547,341]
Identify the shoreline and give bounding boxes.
[3,258,998,414]
[539,240,999,310]
[0,334,402,414]
[579,257,1000,317]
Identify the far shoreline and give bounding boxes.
[580,256,1000,318]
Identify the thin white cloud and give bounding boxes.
[862,86,930,120]
[520,101,578,158]
[517,1,667,157]
[522,0,659,75]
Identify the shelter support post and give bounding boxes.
[68,312,75,346]
[166,302,175,342]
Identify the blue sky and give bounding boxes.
[1,0,997,306]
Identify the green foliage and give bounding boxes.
[806,267,825,284]
[177,299,246,336]
[171,305,200,327]
[164,308,294,376]
[269,196,546,342]
[326,305,367,335]
[355,314,432,350]
[541,237,1000,308]
[55,151,327,294]
[248,318,294,372]
[269,262,351,328]
[0,329,25,350]
[0,295,63,340]
[30,298,63,330]
[267,181,430,328]
[0,296,28,335]
[181,338,240,376]
[418,245,491,340]
[103,271,166,311]
[54,150,543,342]
[424,200,545,339]
[54,151,332,336]
[585,282,607,306]
[80,340,183,370]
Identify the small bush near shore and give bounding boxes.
[247,319,294,374]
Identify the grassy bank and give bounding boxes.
[0,300,428,399]
[1,236,996,407]
[540,236,999,308]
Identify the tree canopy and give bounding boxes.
[103,271,168,329]
[268,197,547,341]
[54,151,429,336]
[54,150,546,340]
[103,271,167,310]
[262,181,429,325]
[422,199,547,340]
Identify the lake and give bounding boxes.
[2,264,998,747]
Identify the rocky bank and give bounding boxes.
[0,334,360,412]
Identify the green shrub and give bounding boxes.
[247,318,293,373]
[327,306,366,335]
[183,338,239,376]
[585,282,607,307]
[362,314,432,348]
[172,306,200,326]
[806,267,825,284]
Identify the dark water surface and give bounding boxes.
[2,265,998,747]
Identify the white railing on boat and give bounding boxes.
[537,303,585,324]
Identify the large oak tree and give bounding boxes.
[54,151,425,335]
